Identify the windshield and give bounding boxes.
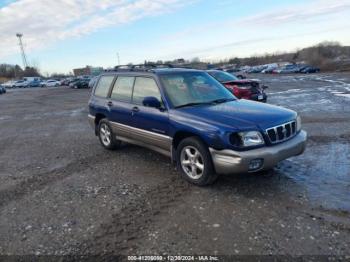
[208,71,238,82]
[159,71,235,108]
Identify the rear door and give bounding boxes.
[107,76,135,138]
[89,75,115,119]
[130,76,171,151]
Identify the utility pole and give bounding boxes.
[16,33,28,69]
[116,52,120,65]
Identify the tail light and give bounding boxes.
[224,84,251,99]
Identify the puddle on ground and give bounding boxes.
[278,142,350,212]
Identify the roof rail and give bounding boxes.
[111,63,174,72]
[103,63,197,73]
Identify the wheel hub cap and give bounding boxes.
[180,146,204,180]
[100,123,111,146]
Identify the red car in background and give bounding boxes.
[207,70,268,102]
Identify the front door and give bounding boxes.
[130,76,171,151]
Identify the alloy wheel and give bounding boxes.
[180,146,204,179]
[100,123,111,147]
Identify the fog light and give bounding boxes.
[248,159,263,171]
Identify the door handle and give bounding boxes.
[132,106,139,112]
[107,101,113,107]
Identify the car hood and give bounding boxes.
[171,99,296,131]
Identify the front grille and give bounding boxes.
[266,120,296,144]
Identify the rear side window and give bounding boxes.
[111,76,135,102]
[132,77,161,105]
[94,76,114,97]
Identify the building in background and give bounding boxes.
[73,66,103,76]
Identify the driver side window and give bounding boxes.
[132,77,162,105]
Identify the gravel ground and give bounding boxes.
[0,73,349,257]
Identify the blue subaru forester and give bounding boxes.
[88,66,307,186]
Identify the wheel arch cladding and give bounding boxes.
[172,131,209,150]
[94,113,106,135]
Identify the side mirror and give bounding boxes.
[262,85,268,89]
[142,96,161,108]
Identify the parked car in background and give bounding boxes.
[0,85,6,94]
[89,76,98,89]
[2,80,16,88]
[261,64,278,74]
[261,67,276,74]
[272,67,283,74]
[300,66,320,73]
[14,80,29,88]
[80,75,91,81]
[68,79,79,87]
[247,65,268,74]
[61,78,73,86]
[277,64,301,74]
[71,79,89,89]
[88,66,306,186]
[207,70,267,102]
[43,80,61,87]
[222,68,247,79]
[235,73,247,79]
[28,80,42,87]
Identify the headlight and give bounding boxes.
[238,131,265,147]
[296,115,302,132]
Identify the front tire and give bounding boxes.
[176,137,218,186]
[98,119,121,150]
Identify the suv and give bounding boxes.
[88,65,307,186]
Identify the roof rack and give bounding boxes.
[103,63,199,73]
[108,63,174,72]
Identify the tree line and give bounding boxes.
[0,64,41,78]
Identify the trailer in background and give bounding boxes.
[23,76,41,82]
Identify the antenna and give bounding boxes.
[16,33,28,68]
[116,52,120,65]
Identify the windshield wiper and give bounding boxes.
[210,98,235,104]
[174,102,212,109]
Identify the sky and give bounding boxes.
[0,0,350,74]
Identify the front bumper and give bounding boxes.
[209,130,307,175]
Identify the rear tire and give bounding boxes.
[176,137,218,186]
[98,119,121,150]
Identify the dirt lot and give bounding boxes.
[0,73,349,257]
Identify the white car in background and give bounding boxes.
[14,80,30,88]
[2,80,17,88]
[43,80,60,87]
